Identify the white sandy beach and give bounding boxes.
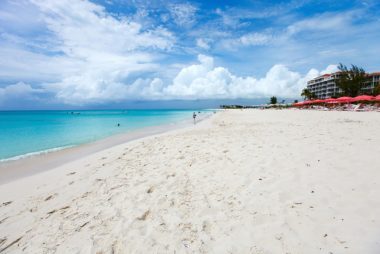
[0,109,380,253]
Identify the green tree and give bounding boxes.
[335,63,368,97]
[270,96,277,104]
[301,88,317,100]
[373,84,380,96]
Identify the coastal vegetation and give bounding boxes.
[301,88,316,100]
[335,63,368,97]
[220,105,244,109]
[374,84,380,95]
[220,103,292,109]
[269,96,277,104]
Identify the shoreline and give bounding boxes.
[0,112,214,184]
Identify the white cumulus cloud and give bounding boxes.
[20,0,175,105]
[320,64,339,74]
[163,55,321,99]
[0,82,44,104]
[0,53,334,103]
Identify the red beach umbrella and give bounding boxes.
[324,98,339,104]
[375,95,380,101]
[303,100,314,105]
[352,95,376,102]
[294,101,306,106]
[293,101,311,107]
[310,99,325,104]
[335,96,354,103]
[293,102,301,106]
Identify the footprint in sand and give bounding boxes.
[137,210,150,221]
[0,237,22,253]
[0,237,6,246]
[2,201,12,206]
[0,217,9,224]
[147,187,154,194]
[44,195,55,201]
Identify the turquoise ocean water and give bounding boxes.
[0,110,206,161]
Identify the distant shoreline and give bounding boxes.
[0,112,213,184]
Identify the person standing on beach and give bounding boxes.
[193,112,197,125]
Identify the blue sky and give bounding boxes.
[0,0,379,109]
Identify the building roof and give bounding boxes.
[310,70,380,81]
[309,72,335,81]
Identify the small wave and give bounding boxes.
[0,145,74,163]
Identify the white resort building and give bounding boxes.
[306,72,380,99]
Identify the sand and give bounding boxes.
[0,109,379,253]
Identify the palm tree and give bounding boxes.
[301,88,316,100]
[301,88,309,100]
[270,96,277,104]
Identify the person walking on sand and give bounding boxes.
[193,112,197,125]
